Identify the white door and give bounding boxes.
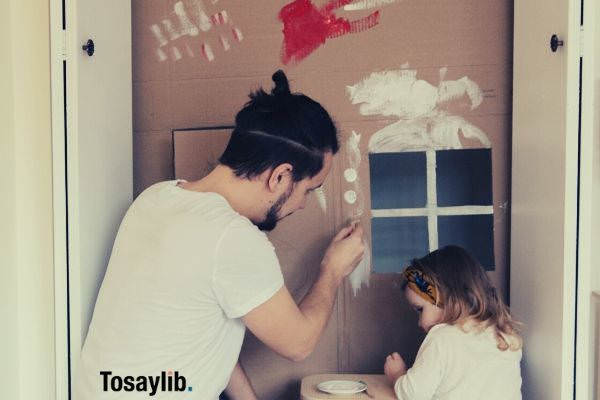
[511,0,581,399]
[61,0,132,397]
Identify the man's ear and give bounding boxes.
[267,163,293,193]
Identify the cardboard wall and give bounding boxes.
[133,1,513,397]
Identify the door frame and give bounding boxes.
[576,0,600,398]
[50,0,69,397]
[50,0,85,398]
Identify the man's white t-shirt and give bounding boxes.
[74,181,284,400]
[394,323,522,400]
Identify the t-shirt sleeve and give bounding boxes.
[394,327,446,400]
[212,219,284,319]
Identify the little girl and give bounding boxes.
[384,245,522,400]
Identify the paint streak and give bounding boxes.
[344,0,399,10]
[279,0,380,64]
[232,27,244,42]
[151,0,244,63]
[345,131,371,294]
[172,47,182,61]
[347,67,490,152]
[220,35,231,51]
[174,1,200,36]
[161,19,182,41]
[189,0,213,32]
[202,43,215,61]
[156,49,168,62]
[350,240,371,295]
[150,24,169,62]
[346,130,364,217]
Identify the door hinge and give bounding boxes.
[60,30,67,59]
[579,26,584,57]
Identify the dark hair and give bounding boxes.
[405,246,522,351]
[219,70,339,181]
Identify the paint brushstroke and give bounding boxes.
[344,0,399,10]
[349,241,371,295]
[345,130,371,294]
[150,0,244,63]
[347,67,490,153]
[279,0,380,64]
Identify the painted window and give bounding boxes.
[369,148,494,273]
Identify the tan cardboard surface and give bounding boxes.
[135,0,513,397]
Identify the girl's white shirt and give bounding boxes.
[394,323,522,400]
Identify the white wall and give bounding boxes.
[0,0,56,399]
[0,0,19,398]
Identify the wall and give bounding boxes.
[0,0,19,398]
[132,1,513,397]
[0,0,56,399]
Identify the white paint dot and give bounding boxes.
[344,168,358,183]
[344,190,357,204]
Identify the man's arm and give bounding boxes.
[224,362,258,400]
[242,224,364,361]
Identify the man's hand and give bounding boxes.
[384,352,407,384]
[320,223,365,282]
[242,223,365,362]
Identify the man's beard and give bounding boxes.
[255,185,293,231]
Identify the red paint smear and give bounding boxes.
[279,0,380,65]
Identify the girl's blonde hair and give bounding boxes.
[408,245,522,351]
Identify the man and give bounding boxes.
[75,71,365,399]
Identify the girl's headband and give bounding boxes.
[403,267,442,307]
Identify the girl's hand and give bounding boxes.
[384,352,407,384]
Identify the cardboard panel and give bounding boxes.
[133,131,174,197]
[134,1,513,397]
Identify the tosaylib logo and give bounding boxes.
[100,370,193,397]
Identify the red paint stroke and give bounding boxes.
[279,0,380,64]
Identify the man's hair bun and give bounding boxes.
[271,70,291,96]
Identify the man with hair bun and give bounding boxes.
[75,70,365,399]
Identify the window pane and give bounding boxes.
[369,152,427,209]
[437,214,495,269]
[372,216,429,273]
[436,149,493,207]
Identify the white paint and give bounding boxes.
[344,0,399,11]
[344,130,371,294]
[203,43,215,61]
[172,47,182,61]
[344,168,357,183]
[314,187,327,212]
[156,49,167,62]
[426,150,438,250]
[220,10,229,24]
[232,27,244,42]
[371,205,494,218]
[344,190,357,204]
[347,67,490,153]
[220,35,231,51]
[174,1,200,36]
[150,24,168,46]
[349,240,371,295]
[348,130,362,167]
[161,19,182,41]
[190,0,213,32]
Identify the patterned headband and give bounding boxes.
[403,267,442,307]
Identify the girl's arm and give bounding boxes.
[393,333,445,400]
